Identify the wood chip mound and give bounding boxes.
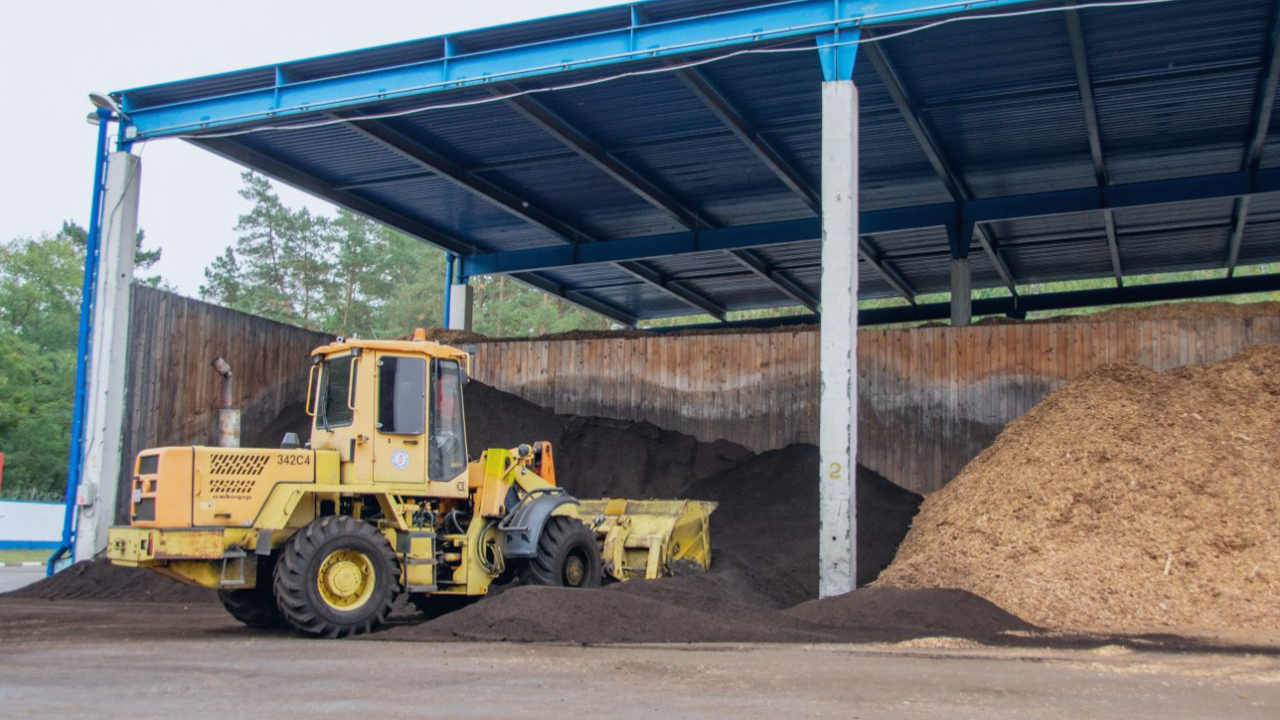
[877,344,1280,632]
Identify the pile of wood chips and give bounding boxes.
[877,344,1280,632]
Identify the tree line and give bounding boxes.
[200,172,610,338]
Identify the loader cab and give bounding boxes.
[308,337,469,495]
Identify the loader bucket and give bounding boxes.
[571,499,717,581]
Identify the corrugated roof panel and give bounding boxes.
[237,125,423,186]
[618,133,807,217]
[354,177,562,252]
[450,5,634,54]
[1239,220,1280,264]
[1004,240,1118,284]
[1095,68,1256,161]
[987,212,1105,243]
[695,44,824,130]
[475,156,687,239]
[645,251,745,280]
[700,190,816,227]
[118,0,1280,320]
[1119,225,1233,272]
[1107,145,1245,184]
[680,273,788,309]
[123,67,278,108]
[538,263,637,290]
[866,227,948,257]
[284,38,447,82]
[926,93,1092,185]
[528,71,727,149]
[587,282,694,318]
[1083,0,1270,83]
[1112,197,1235,228]
[876,11,1078,105]
[753,241,820,270]
[380,101,570,166]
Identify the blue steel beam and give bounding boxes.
[1065,6,1124,287]
[116,0,1044,140]
[861,38,1019,295]
[1227,0,1280,275]
[672,63,917,301]
[460,167,1280,276]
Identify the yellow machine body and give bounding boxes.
[106,332,714,611]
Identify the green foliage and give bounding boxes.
[0,223,168,500]
[201,173,609,338]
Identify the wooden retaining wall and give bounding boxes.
[467,315,1280,494]
[118,286,331,520]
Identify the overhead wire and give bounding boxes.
[168,0,1183,141]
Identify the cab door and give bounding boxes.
[372,353,427,484]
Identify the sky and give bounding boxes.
[0,0,620,296]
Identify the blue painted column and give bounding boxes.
[49,109,112,575]
[818,29,860,598]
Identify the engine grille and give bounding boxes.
[207,454,270,498]
[209,454,270,476]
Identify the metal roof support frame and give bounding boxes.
[1065,6,1124,287]
[462,166,1280,276]
[337,110,721,319]
[673,61,916,302]
[498,90,748,317]
[1227,0,1280,275]
[861,38,1019,295]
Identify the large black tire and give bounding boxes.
[218,584,285,629]
[273,516,400,638]
[514,516,603,589]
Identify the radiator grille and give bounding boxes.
[209,454,270,476]
[209,477,257,496]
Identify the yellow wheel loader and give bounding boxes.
[106,331,714,638]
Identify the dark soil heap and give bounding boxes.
[9,559,213,604]
[11,380,938,643]
[878,344,1280,632]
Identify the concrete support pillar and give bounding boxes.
[447,283,474,331]
[74,152,140,562]
[950,257,972,326]
[818,80,859,598]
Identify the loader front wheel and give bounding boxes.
[273,516,400,638]
[515,516,602,589]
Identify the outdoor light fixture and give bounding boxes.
[88,91,127,119]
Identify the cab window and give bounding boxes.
[317,355,354,429]
[429,359,467,480]
[377,356,425,435]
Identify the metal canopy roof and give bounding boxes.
[113,0,1280,325]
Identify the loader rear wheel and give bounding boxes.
[218,585,285,629]
[273,515,400,638]
[515,516,602,589]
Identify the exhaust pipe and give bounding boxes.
[211,356,240,448]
